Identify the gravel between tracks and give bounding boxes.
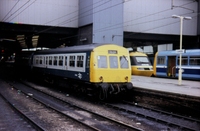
[23,80,172,131]
[0,80,93,131]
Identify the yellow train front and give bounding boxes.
[31,43,133,100]
[90,44,133,99]
[129,51,153,77]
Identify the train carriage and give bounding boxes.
[153,49,200,80]
[30,43,133,99]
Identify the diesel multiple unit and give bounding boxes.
[16,43,133,100]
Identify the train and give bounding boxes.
[153,49,200,80]
[129,51,153,77]
[15,43,133,100]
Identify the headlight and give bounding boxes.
[99,76,103,82]
[125,76,128,81]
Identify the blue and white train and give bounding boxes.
[153,49,200,80]
[15,43,133,100]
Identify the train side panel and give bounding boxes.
[153,49,200,80]
[32,52,91,82]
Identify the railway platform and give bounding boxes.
[131,75,200,98]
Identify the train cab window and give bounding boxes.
[59,56,63,66]
[120,56,129,68]
[49,56,52,65]
[157,56,165,65]
[109,56,118,68]
[77,55,84,67]
[189,56,200,65]
[135,56,151,65]
[98,56,107,68]
[54,56,58,66]
[177,57,188,65]
[69,56,75,67]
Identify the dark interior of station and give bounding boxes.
[0,22,199,62]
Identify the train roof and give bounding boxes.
[157,49,200,56]
[34,43,116,55]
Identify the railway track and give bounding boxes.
[131,87,200,121]
[19,79,200,131]
[4,80,143,131]
[0,93,44,131]
[101,100,200,131]
[0,80,93,131]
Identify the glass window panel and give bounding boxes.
[59,56,63,66]
[77,55,84,67]
[120,56,129,68]
[109,56,118,68]
[54,56,58,65]
[49,56,52,65]
[157,56,165,65]
[190,56,200,65]
[46,56,48,65]
[177,57,188,65]
[40,56,43,64]
[35,56,39,64]
[69,56,75,67]
[65,56,68,66]
[135,56,151,65]
[98,56,107,68]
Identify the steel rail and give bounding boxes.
[123,100,200,124]
[101,100,199,131]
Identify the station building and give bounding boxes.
[0,0,199,55]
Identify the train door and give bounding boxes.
[167,56,176,77]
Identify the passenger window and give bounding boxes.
[177,57,188,65]
[54,56,58,66]
[35,56,39,64]
[190,56,200,65]
[40,56,43,64]
[120,56,129,68]
[59,56,63,66]
[77,55,84,67]
[98,56,107,68]
[65,56,68,66]
[69,56,75,67]
[46,56,48,65]
[109,56,118,68]
[157,57,165,65]
[49,56,52,65]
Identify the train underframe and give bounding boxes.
[38,73,133,100]
[96,83,133,100]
